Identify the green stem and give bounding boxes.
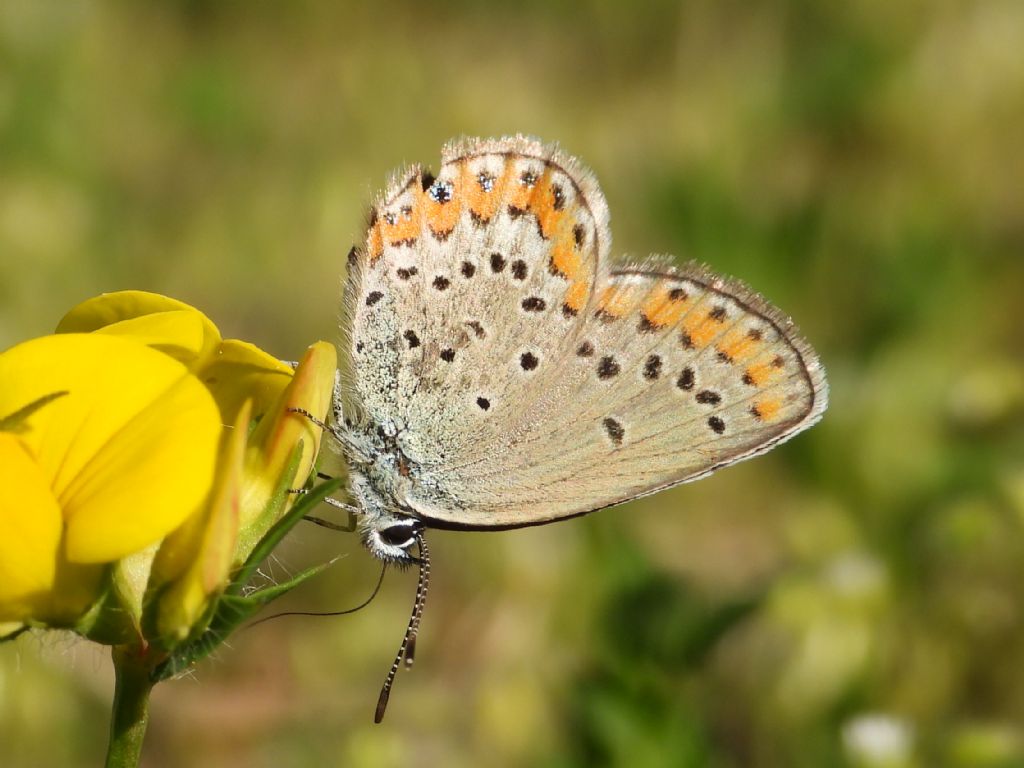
[105,646,155,768]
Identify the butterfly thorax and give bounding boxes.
[344,423,427,565]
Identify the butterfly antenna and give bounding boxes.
[374,532,430,723]
[245,561,387,629]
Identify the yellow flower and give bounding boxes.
[150,340,337,644]
[0,333,221,625]
[0,291,337,648]
[0,429,65,622]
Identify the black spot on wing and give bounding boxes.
[602,417,625,446]
[677,367,695,390]
[643,355,662,380]
[597,356,620,379]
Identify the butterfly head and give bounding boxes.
[363,516,423,565]
[346,461,424,566]
[342,457,432,722]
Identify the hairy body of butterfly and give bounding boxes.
[326,136,828,720]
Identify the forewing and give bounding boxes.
[341,136,609,468]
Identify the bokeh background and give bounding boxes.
[2,1,1023,766]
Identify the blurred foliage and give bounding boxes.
[1,0,1023,766]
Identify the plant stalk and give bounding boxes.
[105,646,155,768]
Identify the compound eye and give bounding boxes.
[379,525,416,548]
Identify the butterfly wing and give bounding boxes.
[341,136,608,457]
[340,137,827,529]
[410,263,828,527]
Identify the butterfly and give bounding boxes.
[316,136,828,721]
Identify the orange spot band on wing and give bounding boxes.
[506,165,541,212]
[564,279,589,313]
[551,227,582,279]
[682,311,725,348]
[717,331,761,362]
[743,358,781,387]
[367,220,384,263]
[596,284,642,319]
[534,173,566,240]
[424,169,461,237]
[752,397,782,421]
[468,159,514,222]
[382,195,421,245]
[640,285,690,328]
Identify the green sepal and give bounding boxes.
[150,561,332,682]
[71,566,141,647]
[229,471,343,596]
[151,476,342,682]
[138,577,220,655]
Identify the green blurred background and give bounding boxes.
[2,1,1023,766]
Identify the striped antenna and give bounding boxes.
[374,532,430,723]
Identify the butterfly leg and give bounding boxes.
[287,405,371,464]
[285,366,345,423]
[303,510,357,532]
[286,485,359,531]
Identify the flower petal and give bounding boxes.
[233,342,336,560]
[56,291,221,368]
[200,339,294,426]
[0,334,222,563]
[0,434,62,622]
[153,400,248,643]
[253,341,337,487]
